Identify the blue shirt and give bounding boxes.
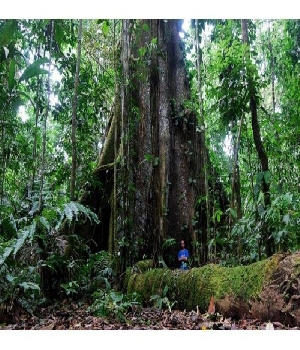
[178,248,189,270]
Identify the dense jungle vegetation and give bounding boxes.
[0,18,300,327]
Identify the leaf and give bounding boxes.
[55,202,99,230]
[54,22,64,49]
[153,157,159,166]
[144,153,153,162]
[207,295,215,314]
[13,222,36,256]
[39,216,50,231]
[110,291,123,303]
[142,23,149,32]
[256,171,264,184]
[19,67,49,83]
[102,20,110,36]
[63,202,73,221]
[19,281,40,291]
[18,91,35,107]
[0,20,18,47]
[0,246,13,265]
[19,57,50,83]
[282,214,290,225]
[229,207,237,219]
[6,273,16,282]
[69,201,79,219]
[13,229,29,256]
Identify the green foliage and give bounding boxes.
[59,250,143,322]
[1,19,300,319]
[0,20,18,47]
[150,285,177,312]
[71,251,116,297]
[0,200,99,266]
[0,263,42,320]
[55,201,100,230]
[227,192,300,264]
[60,280,79,296]
[18,57,50,83]
[0,198,100,313]
[265,193,299,250]
[89,290,142,322]
[162,237,176,251]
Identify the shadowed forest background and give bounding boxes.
[1,18,300,328]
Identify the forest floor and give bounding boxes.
[1,299,299,330]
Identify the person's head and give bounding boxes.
[180,239,185,249]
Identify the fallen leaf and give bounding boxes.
[207,295,215,314]
[41,322,55,330]
[231,322,238,330]
[272,321,284,329]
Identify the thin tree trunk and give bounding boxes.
[113,19,118,264]
[38,20,54,213]
[0,57,11,205]
[229,117,243,259]
[267,20,276,114]
[30,77,40,198]
[195,20,210,263]
[70,19,83,201]
[241,19,275,257]
[0,112,6,206]
[29,44,41,200]
[230,118,243,221]
[0,132,7,206]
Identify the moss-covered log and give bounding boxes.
[126,251,300,326]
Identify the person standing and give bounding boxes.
[178,239,189,270]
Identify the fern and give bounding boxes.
[0,201,99,267]
[55,201,100,230]
[69,201,79,218]
[13,230,30,257]
[39,216,50,231]
[0,246,13,265]
[63,202,74,221]
[0,221,37,266]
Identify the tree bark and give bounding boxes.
[66,20,214,278]
[69,20,207,266]
[123,19,205,267]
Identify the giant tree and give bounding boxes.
[69,19,212,280]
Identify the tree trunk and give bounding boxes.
[127,250,300,327]
[241,19,275,257]
[70,19,83,201]
[195,20,210,264]
[68,19,209,273]
[229,118,243,259]
[38,20,54,213]
[119,19,208,268]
